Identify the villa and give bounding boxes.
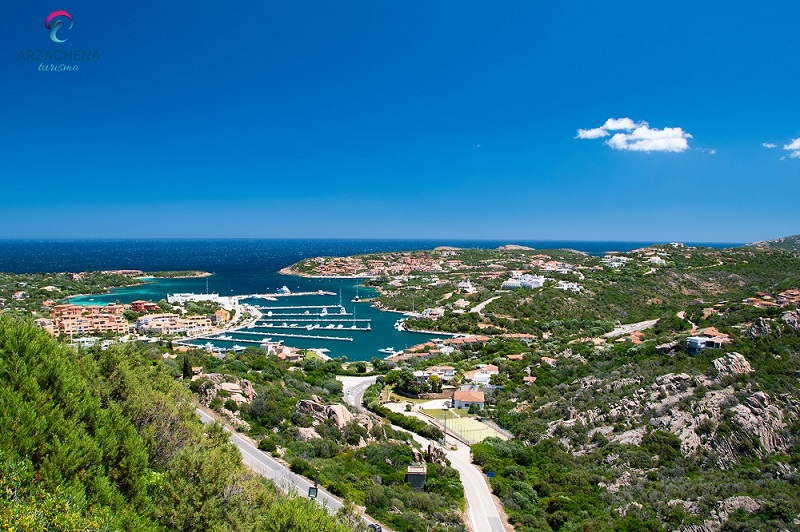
[452,390,485,410]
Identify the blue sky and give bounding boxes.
[2,1,798,241]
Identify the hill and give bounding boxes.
[0,317,354,531]
[748,234,800,251]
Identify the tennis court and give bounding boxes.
[422,410,508,444]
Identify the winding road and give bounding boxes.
[195,407,384,529]
[339,376,507,532]
[201,376,508,532]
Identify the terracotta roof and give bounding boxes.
[453,390,485,403]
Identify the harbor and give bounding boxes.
[70,274,445,360]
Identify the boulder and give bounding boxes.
[782,310,800,329]
[747,317,774,338]
[712,353,752,378]
[295,399,353,429]
[326,404,353,429]
[297,427,321,441]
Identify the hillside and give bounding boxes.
[748,234,800,251]
[0,317,355,531]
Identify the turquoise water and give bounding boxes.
[10,238,740,360]
[71,275,444,360]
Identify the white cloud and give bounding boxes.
[784,138,800,150]
[575,127,609,139]
[602,117,639,131]
[762,142,777,149]
[783,138,800,159]
[576,117,693,152]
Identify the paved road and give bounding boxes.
[470,295,502,315]
[344,380,506,531]
[337,375,377,410]
[196,408,385,529]
[603,318,659,338]
[397,426,506,532]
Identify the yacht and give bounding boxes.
[378,347,395,354]
[232,344,245,353]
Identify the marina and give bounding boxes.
[213,330,354,342]
[69,273,443,360]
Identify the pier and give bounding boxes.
[248,291,336,299]
[250,324,371,332]
[257,311,353,317]
[255,318,371,324]
[233,330,354,342]
[251,304,344,311]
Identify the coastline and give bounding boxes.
[66,270,211,304]
[278,266,372,279]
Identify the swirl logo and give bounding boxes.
[45,10,73,43]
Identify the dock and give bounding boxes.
[251,304,344,311]
[233,330,354,342]
[248,291,336,299]
[255,318,371,324]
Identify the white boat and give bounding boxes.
[232,344,245,352]
[336,324,343,329]
[394,320,405,331]
[203,342,215,352]
[378,347,395,354]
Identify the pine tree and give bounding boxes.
[182,356,191,380]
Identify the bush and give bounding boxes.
[258,437,277,453]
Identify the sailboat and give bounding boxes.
[351,282,360,303]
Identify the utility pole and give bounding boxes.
[443,407,447,446]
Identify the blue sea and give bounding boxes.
[0,239,740,360]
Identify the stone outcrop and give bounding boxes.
[782,310,800,328]
[679,496,762,531]
[746,317,774,338]
[198,374,257,406]
[712,352,752,378]
[295,399,353,429]
[297,427,321,441]
[547,352,792,467]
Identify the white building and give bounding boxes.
[557,280,581,292]
[502,274,545,290]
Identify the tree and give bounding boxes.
[182,356,191,380]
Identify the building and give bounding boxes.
[414,365,456,382]
[48,303,128,335]
[686,327,732,355]
[452,390,485,409]
[130,300,160,312]
[502,274,545,290]
[556,280,581,292]
[463,364,498,385]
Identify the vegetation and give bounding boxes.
[0,317,355,531]
[180,347,461,531]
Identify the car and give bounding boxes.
[367,525,382,532]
